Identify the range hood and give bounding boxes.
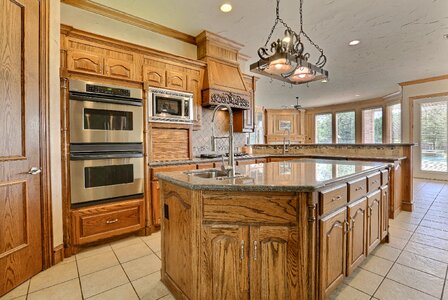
[195,31,251,110]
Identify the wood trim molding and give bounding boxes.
[52,244,64,265]
[61,0,196,45]
[399,74,448,86]
[40,0,54,269]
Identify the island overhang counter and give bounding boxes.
[157,159,392,300]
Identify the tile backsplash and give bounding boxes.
[192,108,248,157]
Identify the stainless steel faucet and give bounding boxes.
[211,104,236,177]
[282,129,291,154]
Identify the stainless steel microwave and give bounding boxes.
[148,87,193,124]
[69,79,144,144]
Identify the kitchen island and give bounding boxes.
[157,159,391,300]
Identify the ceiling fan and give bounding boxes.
[282,97,305,111]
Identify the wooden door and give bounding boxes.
[67,50,104,75]
[380,186,389,240]
[367,190,381,253]
[346,197,367,275]
[319,207,347,300]
[166,69,187,90]
[187,69,202,130]
[104,57,135,80]
[200,226,249,300]
[151,181,161,226]
[249,226,298,300]
[143,65,166,87]
[0,0,42,295]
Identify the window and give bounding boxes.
[315,113,332,143]
[362,108,383,143]
[336,111,355,144]
[387,103,401,143]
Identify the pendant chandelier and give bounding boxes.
[250,0,329,85]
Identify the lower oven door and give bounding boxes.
[70,153,144,205]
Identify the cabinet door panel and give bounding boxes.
[187,71,202,130]
[250,226,298,300]
[367,190,381,253]
[143,65,166,87]
[167,69,187,90]
[67,51,103,75]
[381,186,389,240]
[319,207,347,300]
[201,226,249,300]
[105,58,134,80]
[347,197,367,275]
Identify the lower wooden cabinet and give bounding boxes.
[367,190,381,253]
[347,197,367,275]
[319,208,347,299]
[151,181,161,226]
[71,199,145,245]
[200,225,298,300]
[381,186,389,240]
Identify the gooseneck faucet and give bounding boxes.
[211,104,235,177]
[283,128,291,154]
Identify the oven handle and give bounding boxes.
[70,152,144,161]
[69,92,143,107]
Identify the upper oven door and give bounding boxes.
[70,153,144,205]
[70,96,143,144]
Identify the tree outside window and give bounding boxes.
[315,113,332,143]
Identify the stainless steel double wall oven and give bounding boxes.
[69,79,144,206]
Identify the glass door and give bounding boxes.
[413,97,448,180]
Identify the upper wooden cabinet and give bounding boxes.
[234,75,257,133]
[166,68,187,90]
[67,51,103,76]
[143,65,166,87]
[104,57,135,80]
[265,109,306,144]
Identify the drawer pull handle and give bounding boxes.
[240,240,245,261]
[371,180,379,185]
[332,195,342,202]
[106,219,119,224]
[355,186,364,191]
[254,241,258,261]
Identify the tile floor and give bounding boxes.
[1,178,448,300]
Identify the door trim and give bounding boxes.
[39,0,54,269]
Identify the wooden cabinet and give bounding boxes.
[367,190,381,253]
[71,199,145,245]
[67,50,103,76]
[249,226,298,299]
[381,186,389,240]
[236,159,256,166]
[201,226,249,299]
[265,109,306,144]
[187,69,203,130]
[346,197,367,275]
[143,64,166,87]
[319,207,347,299]
[166,69,187,90]
[234,75,257,133]
[104,57,135,80]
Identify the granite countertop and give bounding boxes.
[148,154,406,167]
[156,158,391,192]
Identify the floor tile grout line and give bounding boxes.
[111,239,142,300]
[368,186,442,298]
[442,265,448,300]
[75,251,86,300]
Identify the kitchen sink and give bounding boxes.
[184,169,244,180]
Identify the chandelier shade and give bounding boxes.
[250,0,329,85]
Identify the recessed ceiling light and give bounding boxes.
[355,94,361,97]
[444,34,448,39]
[349,40,360,46]
[321,78,328,83]
[220,3,232,13]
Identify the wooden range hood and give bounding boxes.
[195,31,251,110]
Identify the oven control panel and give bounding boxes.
[86,84,131,97]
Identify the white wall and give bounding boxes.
[402,78,448,142]
[60,3,197,59]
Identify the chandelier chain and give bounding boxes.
[298,0,324,54]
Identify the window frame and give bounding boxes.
[361,106,385,144]
[314,112,334,144]
[335,110,356,144]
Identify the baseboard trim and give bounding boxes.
[53,244,64,265]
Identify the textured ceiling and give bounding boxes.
[91,0,448,108]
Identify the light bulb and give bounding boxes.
[220,3,232,12]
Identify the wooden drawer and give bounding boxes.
[151,164,196,180]
[255,158,267,163]
[348,177,367,202]
[72,199,144,245]
[367,172,381,192]
[236,159,256,166]
[202,192,297,224]
[319,184,348,216]
[381,169,389,185]
[197,162,215,169]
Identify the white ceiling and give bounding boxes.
[91,0,448,108]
